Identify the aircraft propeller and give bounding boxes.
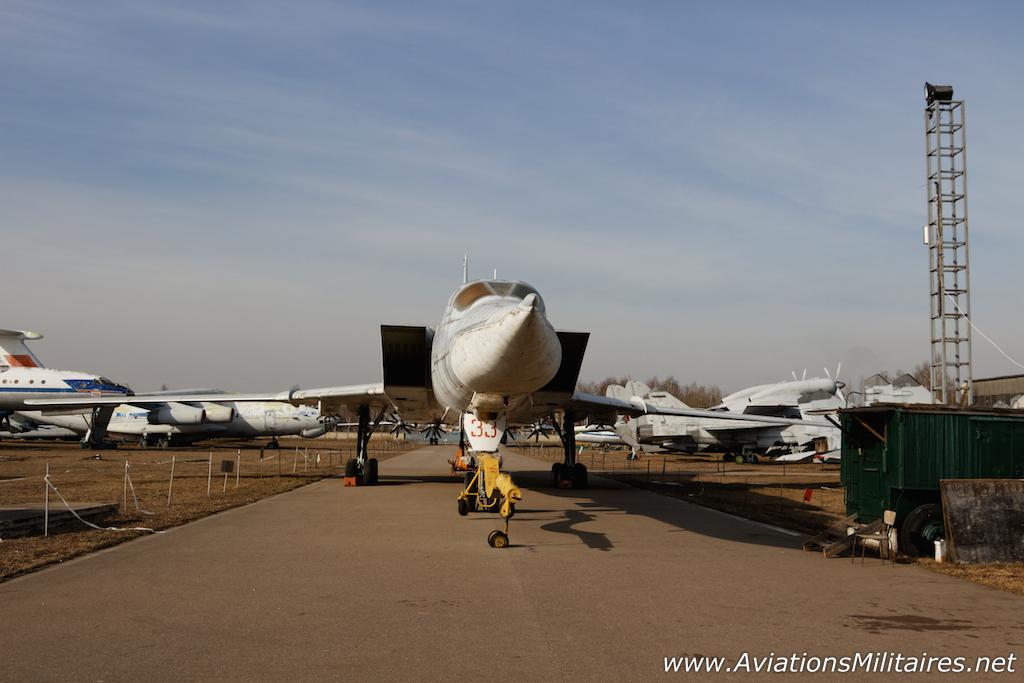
[388,413,413,437]
[525,418,555,442]
[420,420,447,443]
[824,362,848,405]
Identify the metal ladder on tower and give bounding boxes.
[924,83,972,405]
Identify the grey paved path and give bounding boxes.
[2,447,1022,680]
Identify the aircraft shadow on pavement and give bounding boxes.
[539,509,614,551]
[512,468,802,551]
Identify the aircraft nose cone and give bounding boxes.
[519,293,540,312]
[449,302,561,394]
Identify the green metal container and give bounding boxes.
[840,406,1024,555]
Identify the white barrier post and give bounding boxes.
[293,448,298,473]
[167,455,176,507]
[44,462,50,537]
[207,451,213,497]
[235,450,240,489]
[123,459,129,510]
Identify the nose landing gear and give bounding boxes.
[457,453,521,548]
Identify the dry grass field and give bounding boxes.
[0,436,413,581]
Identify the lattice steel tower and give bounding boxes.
[924,82,972,405]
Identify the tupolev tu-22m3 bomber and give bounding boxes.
[276,274,828,547]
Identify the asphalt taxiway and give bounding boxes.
[2,446,1022,680]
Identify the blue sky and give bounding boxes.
[3,1,1023,392]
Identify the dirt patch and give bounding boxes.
[918,559,1024,598]
[0,437,412,582]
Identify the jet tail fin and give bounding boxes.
[0,329,44,369]
[644,390,690,409]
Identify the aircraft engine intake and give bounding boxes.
[200,403,235,424]
[148,403,206,425]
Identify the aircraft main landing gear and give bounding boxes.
[343,404,383,486]
[551,409,587,489]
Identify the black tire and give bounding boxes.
[572,463,588,489]
[364,458,379,485]
[721,453,732,462]
[458,498,469,516]
[266,441,279,450]
[551,463,563,487]
[746,454,759,464]
[900,503,944,558]
[487,530,509,548]
[344,458,358,478]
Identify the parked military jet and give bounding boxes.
[609,372,844,463]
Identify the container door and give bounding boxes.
[972,419,1022,479]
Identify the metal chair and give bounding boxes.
[852,510,897,566]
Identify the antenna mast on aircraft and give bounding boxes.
[463,254,469,284]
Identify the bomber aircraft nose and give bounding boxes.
[449,298,561,395]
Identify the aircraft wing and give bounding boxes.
[23,392,284,409]
[282,383,395,416]
[567,391,839,430]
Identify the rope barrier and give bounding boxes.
[124,468,155,516]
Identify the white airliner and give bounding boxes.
[609,373,844,462]
[24,275,826,546]
[2,329,284,448]
[21,398,329,447]
[0,329,134,439]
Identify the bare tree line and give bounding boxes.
[576,375,723,408]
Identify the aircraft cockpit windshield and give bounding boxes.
[99,377,132,394]
[452,281,544,312]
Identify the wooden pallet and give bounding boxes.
[803,514,881,558]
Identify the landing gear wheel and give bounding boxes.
[745,454,759,464]
[344,458,359,478]
[266,439,280,450]
[721,453,732,462]
[900,503,944,558]
[572,463,588,489]
[458,498,469,516]
[487,530,509,548]
[551,463,562,487]
[363,458,379,485]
